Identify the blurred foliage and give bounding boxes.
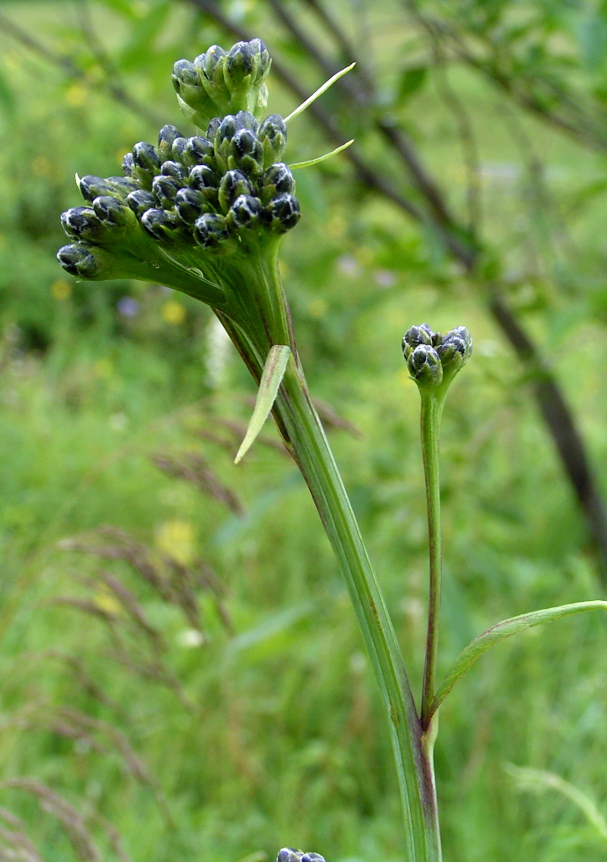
[0,1,607,861]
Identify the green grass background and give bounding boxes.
[0,1,606,860]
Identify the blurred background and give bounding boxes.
[1,0,607,859]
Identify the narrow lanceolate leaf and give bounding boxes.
[431,600,607,720]
[284,63,356,124]
[290,139,354,170]
[235,345,291,464]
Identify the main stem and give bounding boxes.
[419,391,445,731]
[217,250,442,861]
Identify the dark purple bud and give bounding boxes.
[171,137,189,162]
[161,160,188,181]
[227,194,262,229]
[158,125,184,160]
[194,212,229,248]
[152,175,183,208]
[175,187,208,224]
[126,189,156,218]
[122,152,134,177]
[266,193,301,233]
[60,206,100,240]
[218,169,252,212]
[189,164,217,190]
[198,45,227,83]
[172,59,199,91]
[229,128,263,176]
[262,163,295,201]
[408,344,443,385]
[258,114,287,165]
[184,136,214,166]
[141,208,180,241]
[93,195,130,226]
[57,244,100,278]
[79,175,136,203]
[132,142,161,173]
[402,324,435,356]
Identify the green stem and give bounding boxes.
[277,363,441,862]
[419,391,445,731]
[217,256,443,861]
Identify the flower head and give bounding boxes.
[57,40,301,316]
[403,323,472,392]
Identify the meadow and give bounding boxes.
[1,1,607,860]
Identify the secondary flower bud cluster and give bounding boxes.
[277,849,325,862]
[57,110,300,279]
[172,39,271,127]
[402,323,472,388]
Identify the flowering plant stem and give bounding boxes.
[419,390,445,733]
[215,247,442,862]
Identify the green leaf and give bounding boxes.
[234,345,291,464]
[431,600,607,720]
[396,67,428,105]
[284,62,356,123]
[290,139,354,170]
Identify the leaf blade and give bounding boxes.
[234,345,291,464]
[431,600,607,719]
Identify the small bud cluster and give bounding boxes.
[277,849,325,862]
[402,323,472,388]
[172,39,271,128]
[58,111,300,278]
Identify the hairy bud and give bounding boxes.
[60,206,102,242]
[227,194,262,230]
[152,175,183,209]
[132,142,161,189]
[126,189,155,218]
[160,160,188,181]
[79,175,136,203]
[57,243,101,279]
[194,212,229,248]
[403,323,472,391]
[262,162,295,203]
[218,169,253,212]
[175,187,209,224]
[228,128,264,177]
[141,208,181,241]
[402,324,436,355]
[407,344,443,386]
[266,193,301,233]
[183,136,214,167]
[122,152,135,177]
[258,114,287,167]
[158,125,184,161]
[277,850,325,862]
[92,195,132,227]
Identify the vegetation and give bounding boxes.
[1,1,607,861]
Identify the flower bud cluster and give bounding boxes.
[57,111,300,278]
[277,849,325,862]
[172,39,271,128]
[402,323,472,388]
